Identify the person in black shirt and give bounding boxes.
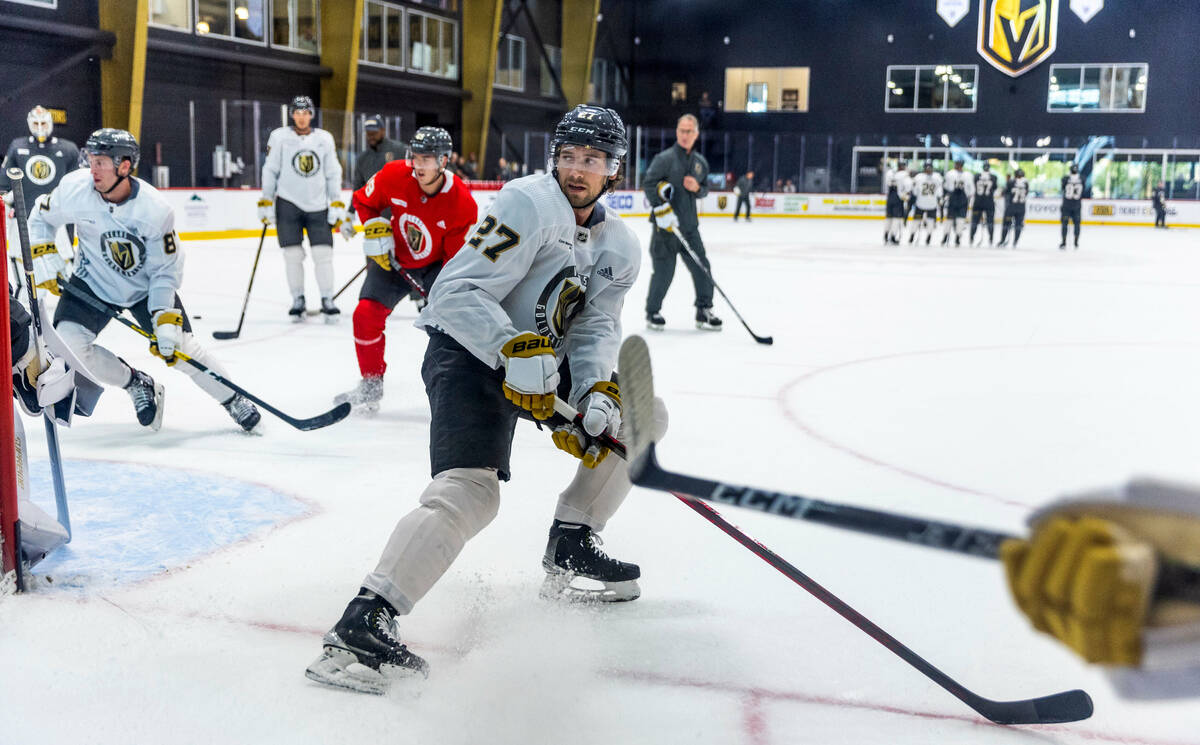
[1152,181,1167,228]
[1060,163,1084,250]
[998,169,1029,248]
[969,163,998,247]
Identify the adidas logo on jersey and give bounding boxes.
[598,266,614,281]
[437,220,445,229]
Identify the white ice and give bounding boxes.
[3,215,1200,745]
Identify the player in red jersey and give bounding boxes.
[335,127,478,412]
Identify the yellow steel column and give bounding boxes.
[320,0,364,156]
[460,0,504,167]
[98,0,150,142]
[560,0,600,108]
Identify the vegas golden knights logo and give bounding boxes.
[551,280,584,337]
[405,223,424,255]
[109,240,136,271]
[717,195,727,210]
[26,155,55,185]
[978,0,1059,77]
[292,150,320,177]
[30,160,50,181]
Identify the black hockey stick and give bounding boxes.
[551,396,1090,725]
[213,224,267,340]
[59,282,350,431]
[670,229,773,345]
[7,168,71,541]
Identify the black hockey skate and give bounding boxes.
[305,590,429,694]
[125,368,164,431]
[540,520,640,603]
[333,376,383,414]
[320,297,340,324]
[289,295,306,322]
[695,307,723,331]
[646,312,666,331]
[12,370,41,416]
[222,394,261,432]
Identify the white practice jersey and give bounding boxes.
[884,169,912,198]
[28,169,182,312]
[943,169,974,198]
[416,173,641,405]
[261,126,342,212]
[911,172,943,210]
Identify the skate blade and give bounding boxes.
[150,384,165,432]
[305,647,389,695]
[323,314,340,325]
[646,322,664,332]
[291,314,306,323]
[694,323,723,332]
[539,572,640,603]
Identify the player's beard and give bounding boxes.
[561,176,601,208]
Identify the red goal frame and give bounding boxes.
[1,207,19,586]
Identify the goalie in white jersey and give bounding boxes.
[27,128,261,431]
[258,95,345,320]
[906,161,943,245]
[306,105,670,694]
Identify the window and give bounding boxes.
[885,65,976,112]
[195,0,266,43]
[540,45,561,98]
[745,83,768,113]
[723,67,810,112]
[3,0,57,7]
[408,9,457,79]
[494,34,525,90]
[150,0,191,30]
[1048,63,1147,112]
[272,0,318,54]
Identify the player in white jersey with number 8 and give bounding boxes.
[305,105,670,694]
[26,128,261,432]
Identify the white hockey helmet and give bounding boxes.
[28,106,53,142]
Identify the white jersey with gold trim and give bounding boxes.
[911,172,944,210]
[28,168,183,312]
[261,126,342,212]
[416,172,641,405]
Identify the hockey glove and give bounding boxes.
[149,309,184,366]
[552,381,621,468]
[338,216,357,242]
[651,203,679,234]
[30,242,66,295]
[328,200,346,227]
[655,180,674,203]
[500,333,558,420]
[362,217,395,271]
[257,198,274,226]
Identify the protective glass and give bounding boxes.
[27,107,52,139]
[554,145,619,177]
[408,152,447,170]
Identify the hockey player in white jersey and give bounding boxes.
[906,161,942,245]
[940,159,973,247]
[882,161,911,245]
[258,96,345,321]
[27,128,261,431]
[305,105,670,694]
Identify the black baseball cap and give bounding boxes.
[363,115,384,131]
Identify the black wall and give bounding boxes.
[625,0,1200,145]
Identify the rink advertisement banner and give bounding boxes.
[151,189,1200,239]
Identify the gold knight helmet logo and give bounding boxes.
[109,240,136,271]
[978,0,1060,77]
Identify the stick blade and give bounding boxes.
[212,330,241,340]
[975,688,1093,725]
[755,335,774,345]
[617,335,656,477]
[290,401,352,431]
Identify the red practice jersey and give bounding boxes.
[352,161,478,269]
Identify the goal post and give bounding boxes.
[1,206,21,592]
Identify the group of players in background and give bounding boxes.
[883,157,1088,250]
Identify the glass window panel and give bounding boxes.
[746,82,768,113]
[197,0,231,36]
[541,45,560,97]
[916,68,938,110]
[432,18,454,78]
[150,0,190,30]
[495,40,507,86]
[512,37,524,89]
[364,1,383,63]
[294,0,318,53]
[272,0,290,45]
[886,68,915,110]
[1079,67,1102,109]
[409,12,426,72]
[234,0,266,42]
[386,8,403,67]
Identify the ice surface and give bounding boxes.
[3,216,1200,744]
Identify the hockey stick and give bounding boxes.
[305,263,368,317]
[7,168,71,541]
[670,230,773,345]
[59,282,351,431]
[551,394,1091,725]
[213,224,267,340]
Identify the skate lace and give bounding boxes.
[127,375,153,408]
[585,532,612,561]
[225,396,255,419]
[369,607,410,651]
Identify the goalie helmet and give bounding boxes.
[27,106,53,142]
[83,128,140,169]
[550,105,628,175]
[409,126,453,160]
[290,95,315,114]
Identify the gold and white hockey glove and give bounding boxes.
[149,309,184,366]
[30,242,66,295]
[552,381,621,468]
[338,215,357,242]
[500,333,558,420]
[327,200,346,228]
[1001,477,1200,670]
[651,202,679,234]
[257,198,274,226]
[362,217,394,271]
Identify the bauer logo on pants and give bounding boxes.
[292,150,320,177]
[977,0,1059,77]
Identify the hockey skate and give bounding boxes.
[222,394,261,432]
[289,295,306,322]
[540,520,640,603]
[646,312,666,331]
[320,297,340,324]
[695,307,723,331]
[306,591,429,694]
[333,376,383,414]
[125,368,164,431]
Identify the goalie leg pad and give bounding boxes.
[361,467,500,613]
